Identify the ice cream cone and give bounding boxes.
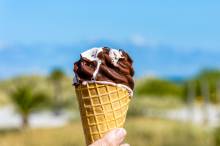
[75,82,131,145]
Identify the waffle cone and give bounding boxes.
[75,82,131,145]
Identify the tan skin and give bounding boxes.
[89,128,130,146]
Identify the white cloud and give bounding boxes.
[130,34,146,46]
[130,34,158,47]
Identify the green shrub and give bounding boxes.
[127,96,184,117]
[135,78,183,97]
[182,69,220,103]
[214,127,220,146]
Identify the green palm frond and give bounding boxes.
[10,84,49,115]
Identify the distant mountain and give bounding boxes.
[1,40,220,80]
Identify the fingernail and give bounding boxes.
[115,128,126,137]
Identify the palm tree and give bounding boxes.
[10,84,48,128]
[49,68,65,114]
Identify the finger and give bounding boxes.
[120,144,130,146]
[103,128,127,146]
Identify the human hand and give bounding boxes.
[89,128,129,146]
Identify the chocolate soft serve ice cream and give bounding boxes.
[73,47,134,145]
[74,47,134,92]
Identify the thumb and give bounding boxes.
[90,128,127,146]
[104,128,127,145]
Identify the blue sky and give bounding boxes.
[0,0,220,79]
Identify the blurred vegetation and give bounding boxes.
[126,118,213,146]
[181,69,220,103]
[0,90,9,106]
[128,97,183,117]
[214,127,220,146]
[10,83,49,128]
[0,117,213,146]
[194,69,220,103]
[49,68,66,114]
[134,69,220,104]
[0,74,76,109]
[135,78,183,100]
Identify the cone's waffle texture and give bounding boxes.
[75,83,131,145]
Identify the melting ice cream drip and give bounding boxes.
[92,60,101,80]
[81,47,103,80]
